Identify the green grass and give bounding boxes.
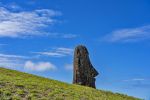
[0,67,141,100]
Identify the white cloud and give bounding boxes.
[0,4,78,39]
[0,58,23,68]
[103,25,150,42]
[56,48,73,55]
[0,54,25,69]
[7,3,22,11]
[123,78,146,82]
[0,44,6,46]
[47,33,78,39]
[24,61,56,72]
[0,53,28,59]
[0,2,21,11]
[64,64,73,71]
[35,52,65,57]
[0,53,57,72]
[62,34,78,39]
[34,47,73,57]
[0,7,60,38]
[0,53,29,69]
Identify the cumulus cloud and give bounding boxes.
[34,47,73,57]
[103,25,150,42]
[24,61,56,71]
[0,6,60,38]
[0,53,57,72]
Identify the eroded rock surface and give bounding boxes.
[73,45,99,88]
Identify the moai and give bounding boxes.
[73,45,99,88]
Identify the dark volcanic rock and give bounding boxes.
[73,45,99,88]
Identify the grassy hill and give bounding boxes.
[0,67,141,100]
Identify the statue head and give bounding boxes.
[73,45,99,88]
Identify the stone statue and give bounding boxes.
[73,45,99,88]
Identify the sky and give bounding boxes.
[0,0,150,99]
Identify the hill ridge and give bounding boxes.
[0,67,141,100]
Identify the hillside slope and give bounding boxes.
[0,67,141,100]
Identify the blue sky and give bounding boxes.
[0,0,150,99]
